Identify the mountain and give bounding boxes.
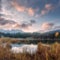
[0,29,32,38]
[0,29,24,34]
[0,29,60,39]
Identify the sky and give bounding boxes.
[0,0,60,32]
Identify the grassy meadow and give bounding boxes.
[0,38,60,60]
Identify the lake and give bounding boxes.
[11,44,37,54]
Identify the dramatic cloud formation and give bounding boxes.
[11,1,35,16]
[19,20,36,30]
[0,17,19,30]
[0,0,60,32]
[0,17,36,32]
[40,22,54,31]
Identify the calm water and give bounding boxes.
[11,43,37,48]
[11,44,37,53]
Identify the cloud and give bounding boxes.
[0,18,16,25]
[30,20,36,24]
[13,20,36,32]
[54,26,60,30]
[1,0,60,32]
[40,10,48,16]
[40,22,54,31]
[19,20,36,29]
[40,4,54,16]
[20,23,32,29]
[0,17,36,31]
[11,1,25,12]
[27,8,35,16]
[45,4,53,10]
[11,1,35,16]
[0,17,20,30]
[0,1,2,11]
[2,0,60,18]
[40,0,60,16]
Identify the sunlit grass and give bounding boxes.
[0,40,60,60]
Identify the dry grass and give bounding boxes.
[0,42,60,60]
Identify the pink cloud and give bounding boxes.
[0,23,19,30]
[11,1,35,16]
[40,4,54,16]
[40,22,54,31]
[11,2,25,12]
[27,8,35,16]
[40,9,48,16]
[45,4,53,10]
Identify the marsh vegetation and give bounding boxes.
[0,38,60,60]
